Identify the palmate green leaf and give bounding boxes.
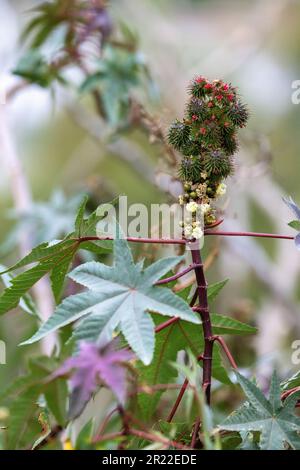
[211,314,257,336]
[21,238,200,365]
[13,50,64,88]
[220,371,300,450]
[0,196,113,309]
[0,240,79,314]
[0,264,38,317]
[0,239,75,274]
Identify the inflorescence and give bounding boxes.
[168,76,249,239]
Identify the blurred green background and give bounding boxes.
[1,0,300,411]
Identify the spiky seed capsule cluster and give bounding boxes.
[168,76,249,233]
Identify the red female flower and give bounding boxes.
[195,76,205,84]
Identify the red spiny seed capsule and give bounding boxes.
[223,84,229,91]
[216,94,223,101]
[195,76,205,84]
[207,101,214,108]
[200,127,207,135]
[192,114,198,121]
[204,83,213,90]
[227,94,234,101]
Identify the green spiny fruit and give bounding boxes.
[181,139,201,156]
[169,76,248,196]
[186,97,209,121]
[179,156,204,182]
[188,78,207,99]
[220,130,238,155]
[168,120,190,150]
[204,150,234,178]
[228,100,249,127]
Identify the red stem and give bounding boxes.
[76,230,294,246]
[155,263,201,286]
[167,378,189,423]
[211,335,238,369]
[155,316,179,333]
[167,354,204,423]
[78,236,186,245]
[191,246,213,405]
[204,231,293,240]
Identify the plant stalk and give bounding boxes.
[190,244,213,405]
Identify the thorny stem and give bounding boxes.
[167,378,189,423]
[190,244,213,405]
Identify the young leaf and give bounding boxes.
[52,340,133,420]
[220,371,300,450]
[21,238,200,365]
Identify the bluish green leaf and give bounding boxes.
[221,371,300,450]
[21,239,199,365]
